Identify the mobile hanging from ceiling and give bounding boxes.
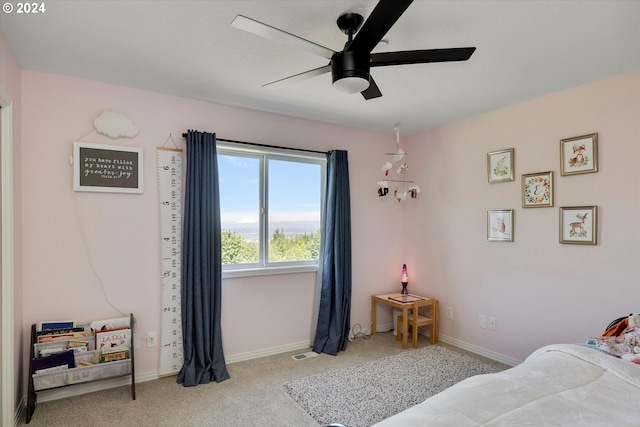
[378,125,419,202]
[230,0,476,99]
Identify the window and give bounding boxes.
[217,142,325,276]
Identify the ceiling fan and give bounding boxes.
[231,0,476,100]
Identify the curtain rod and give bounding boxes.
[181,133,328,155]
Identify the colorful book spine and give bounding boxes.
[37,332,88,344]
[99,349,130,363]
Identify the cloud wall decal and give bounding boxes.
[94,111,139,139]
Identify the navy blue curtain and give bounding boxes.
[177,130,230,386]
[313,150,352,355]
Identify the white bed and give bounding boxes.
[373,344,640,426]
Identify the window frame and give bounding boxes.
[217,141,326,278]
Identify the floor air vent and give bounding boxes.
[291,351,319,361]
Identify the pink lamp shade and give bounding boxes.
[401,264,409,283]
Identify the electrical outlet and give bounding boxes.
[488,317,497,331]
[479,314,486,329]
[446,306,453,320]
[147,331,158,347]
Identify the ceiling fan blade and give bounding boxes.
[371,47,476,67]
[361,77,382,100]
[347,0,413,53]
[231,15,335,59]
[262,64,332,89]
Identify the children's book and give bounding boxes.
[99,348,130,363]
[31,350,75,374]
[90,317,130,333]
[95,328,132,351]
[67,341,89,353]
[36,327,85,338]
[388,294,425,304]
[37,320,76,331]
[37,331,88,344]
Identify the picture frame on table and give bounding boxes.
[522,171,553,208]
[487,209,513,242]
[560,133,598,176]
[487,148,514,183]
[559,206,597,245]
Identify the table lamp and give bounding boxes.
[401,264,409,295]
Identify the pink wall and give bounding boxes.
[406,70,640,361]
[0,34,24,417]
[14,59,640,399]
[18,70,404,383]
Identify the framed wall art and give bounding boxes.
[522,171,553,208]
[487,209,513,242]
[560,133,598,176]
[559,206,597,245]
[74,141,144,193]
[487,148,514,183]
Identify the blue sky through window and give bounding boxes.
[218,154,321,241]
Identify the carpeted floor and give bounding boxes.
[283,345,504,427]
[19,332,509,426]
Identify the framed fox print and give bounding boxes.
[560,133,598,176]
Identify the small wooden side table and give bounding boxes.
[371,293,438,349]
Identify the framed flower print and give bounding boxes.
[522,171,553,208]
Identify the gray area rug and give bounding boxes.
[283,345,504,427]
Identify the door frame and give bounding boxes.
[1,86,16,426]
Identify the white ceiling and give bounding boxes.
[1,1,639,136]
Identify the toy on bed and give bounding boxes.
[588,313,640,364]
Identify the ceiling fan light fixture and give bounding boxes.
[333,76,370,94]
[331,51,371,94]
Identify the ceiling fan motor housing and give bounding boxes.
[331,50,371,84]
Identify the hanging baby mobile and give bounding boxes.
[377,125,420,202]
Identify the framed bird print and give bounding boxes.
[487,209,513,242]
[560,133,598,176]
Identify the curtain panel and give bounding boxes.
[177,130,230,386]
[313,150,352,355]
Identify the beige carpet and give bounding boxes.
[283,346,504,427]
[20,332,508,426]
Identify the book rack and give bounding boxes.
[26,313,136,424]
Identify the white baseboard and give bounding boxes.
[226,340,311,364]
[378,322,521,367]
[436,334,521,367]
[14,396,25,427]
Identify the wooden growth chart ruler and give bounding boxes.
[157,147,184,377]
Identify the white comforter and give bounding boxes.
[373,344,640,426]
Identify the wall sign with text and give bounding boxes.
[73,141,143,193]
